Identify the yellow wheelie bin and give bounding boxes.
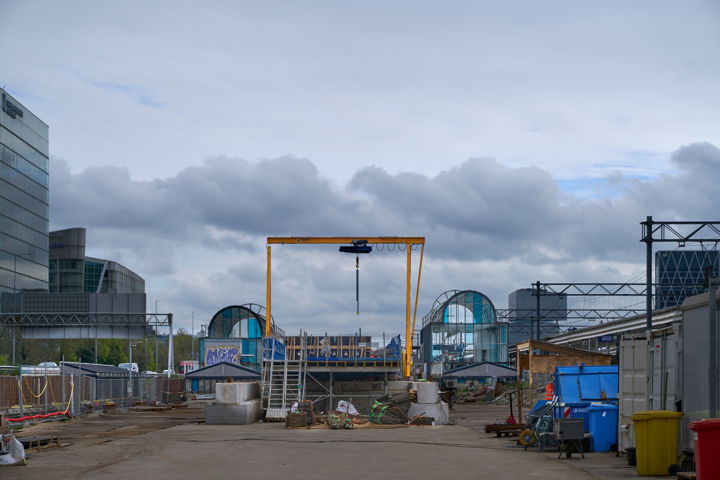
[631,410,682,476]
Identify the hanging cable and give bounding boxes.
[23,375,49,398]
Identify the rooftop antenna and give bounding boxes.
[339,239,372,314]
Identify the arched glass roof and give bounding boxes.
[207,303,283,339]
[421,290,497,327]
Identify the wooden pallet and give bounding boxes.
[18,435,60,451]
[484,423,526,437]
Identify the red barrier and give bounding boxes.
[6,411,71,422]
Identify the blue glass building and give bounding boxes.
[656,250,719,309]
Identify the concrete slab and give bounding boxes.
[205,400,260,424]
[215,382,259,404]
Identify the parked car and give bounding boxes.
[38,361,58,368]
[118,363,139,373]
[144,370,158,376]
[161,369,174,376]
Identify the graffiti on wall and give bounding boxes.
[205,346,242,365]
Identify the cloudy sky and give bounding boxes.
[2,1,719,335]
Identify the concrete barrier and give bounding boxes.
[215,382,259,404]
[415,382,439,404]
[205,400,260,425]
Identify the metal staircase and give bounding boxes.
[262,336,307,420]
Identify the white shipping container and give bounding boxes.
[618,324,681,454]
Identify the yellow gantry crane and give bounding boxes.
[265,236,425,378]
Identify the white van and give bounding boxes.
[118,363,139,373]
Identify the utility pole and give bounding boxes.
[154,300,159,371]
[128,341,133,403]
[191,311,195,362]
[167,314,174,376]
[535,281,541,341]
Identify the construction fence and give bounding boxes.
[0,375,185,416]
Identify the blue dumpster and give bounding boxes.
[554,365,618,404]
[553,365,619,436]
[587,404,618,452]
[554,402,592,431]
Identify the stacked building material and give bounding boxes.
[205,382,260,425]
[369,393,412,424]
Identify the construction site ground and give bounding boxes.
[6,401,670,479]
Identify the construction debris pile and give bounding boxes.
[0,415,26,466]
[327,411,354,429]
[369,393,413,424]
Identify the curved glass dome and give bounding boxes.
[207,304,271,339]
[422,290,497,326]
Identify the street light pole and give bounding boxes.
[154,300,159,371]
[191,311,195,362]
[128,341,133,404]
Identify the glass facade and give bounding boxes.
[656,250,719,309]
[84,259,104,292]
[0,89,49,304]
[421,290,508,375]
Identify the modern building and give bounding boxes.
[49,228,145,294]
[419,290,508,377]
[0,88,50,303]
[200,304,285,370]
[506,288,565,346]
[655,250,719,310]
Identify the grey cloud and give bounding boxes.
[52,155,361,237]
[51,144,720,267]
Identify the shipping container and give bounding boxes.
[618,324,682,453]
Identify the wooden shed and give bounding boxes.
[515,340,612,419]
[185,361,260,394]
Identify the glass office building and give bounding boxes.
[49,228,145,294]
[656,250,719,309]
[0,88,49,304]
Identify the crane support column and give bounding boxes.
[265,245,272,337]
[405,243,412,378]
